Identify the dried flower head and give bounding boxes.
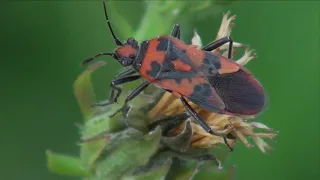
[148,11,277,154]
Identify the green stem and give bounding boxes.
[134,2,180,41]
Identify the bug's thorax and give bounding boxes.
[132,36,174,81]
[132,36,200,81]
[131,39,151,73]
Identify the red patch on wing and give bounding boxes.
[168,36,188,50]
[185,46,205,67]
[156,77,204,96]
[172,59,192,72]
[218,55,240,74]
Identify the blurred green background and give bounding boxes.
[1,1,319,180]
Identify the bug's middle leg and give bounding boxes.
[180,96,234,151]
[170,24,181,39]
[202,36,233,59]
[91,75,141,107]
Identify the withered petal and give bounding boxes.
[162,120,193,152]
[250,122,273,131]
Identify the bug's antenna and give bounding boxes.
[82,52,118,65]
[102,1,123,46]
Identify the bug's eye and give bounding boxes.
[127,37,138,48]
[127,37,135,44]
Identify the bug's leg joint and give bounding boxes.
[109,81,150,118]
[90,75,141,109]
[202,36,234,59]
[170,24,181,39]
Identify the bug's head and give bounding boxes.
[114,37,139,66]
[81,1,138,67]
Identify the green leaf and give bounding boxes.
[122,159,172,180]
[94,127,162,180]
[134,1,181,41]
[107,2,134,38]
[81,112,124,139]
[79,135,109,170]
[193,165,236,180]
[165,158,200,180]
[203,148,230,167]
[46,150,89,177]
[79,112,126,168]
[125,90,159,133]
[73,61,105,121]
[161,120,192,152]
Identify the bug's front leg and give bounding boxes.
[109,81,150,118]
[179,96,234,152]
[114,68,137,78]
[91,75,141,107]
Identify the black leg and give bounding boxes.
[223,137,233,152]
[115,68,136,78]
[202,36,233,59]
[180,96,234,151]
[180,96,215,134]
[91,75,141,107]
[109,81,150,117]
[149,113,189,135]
[170,24,181,39]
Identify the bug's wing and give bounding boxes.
[161,40,266,115]
[167,40,208,77]
[154,72,227,114]
[207,61,266,115]
[155,69,266,116]
[181,48,266,116]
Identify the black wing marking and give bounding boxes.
[201,51,221,76]
[166,40,208,78]
[154,70,226,114]
[155,71,197,79]
[155,67,265,115]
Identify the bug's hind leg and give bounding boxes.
[180,96,234,152]
[170,24,181,39]
[202,36,233,59]
[180,96,218,135]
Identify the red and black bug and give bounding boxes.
[83,1,266,151]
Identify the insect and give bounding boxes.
[82,1,266,151]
